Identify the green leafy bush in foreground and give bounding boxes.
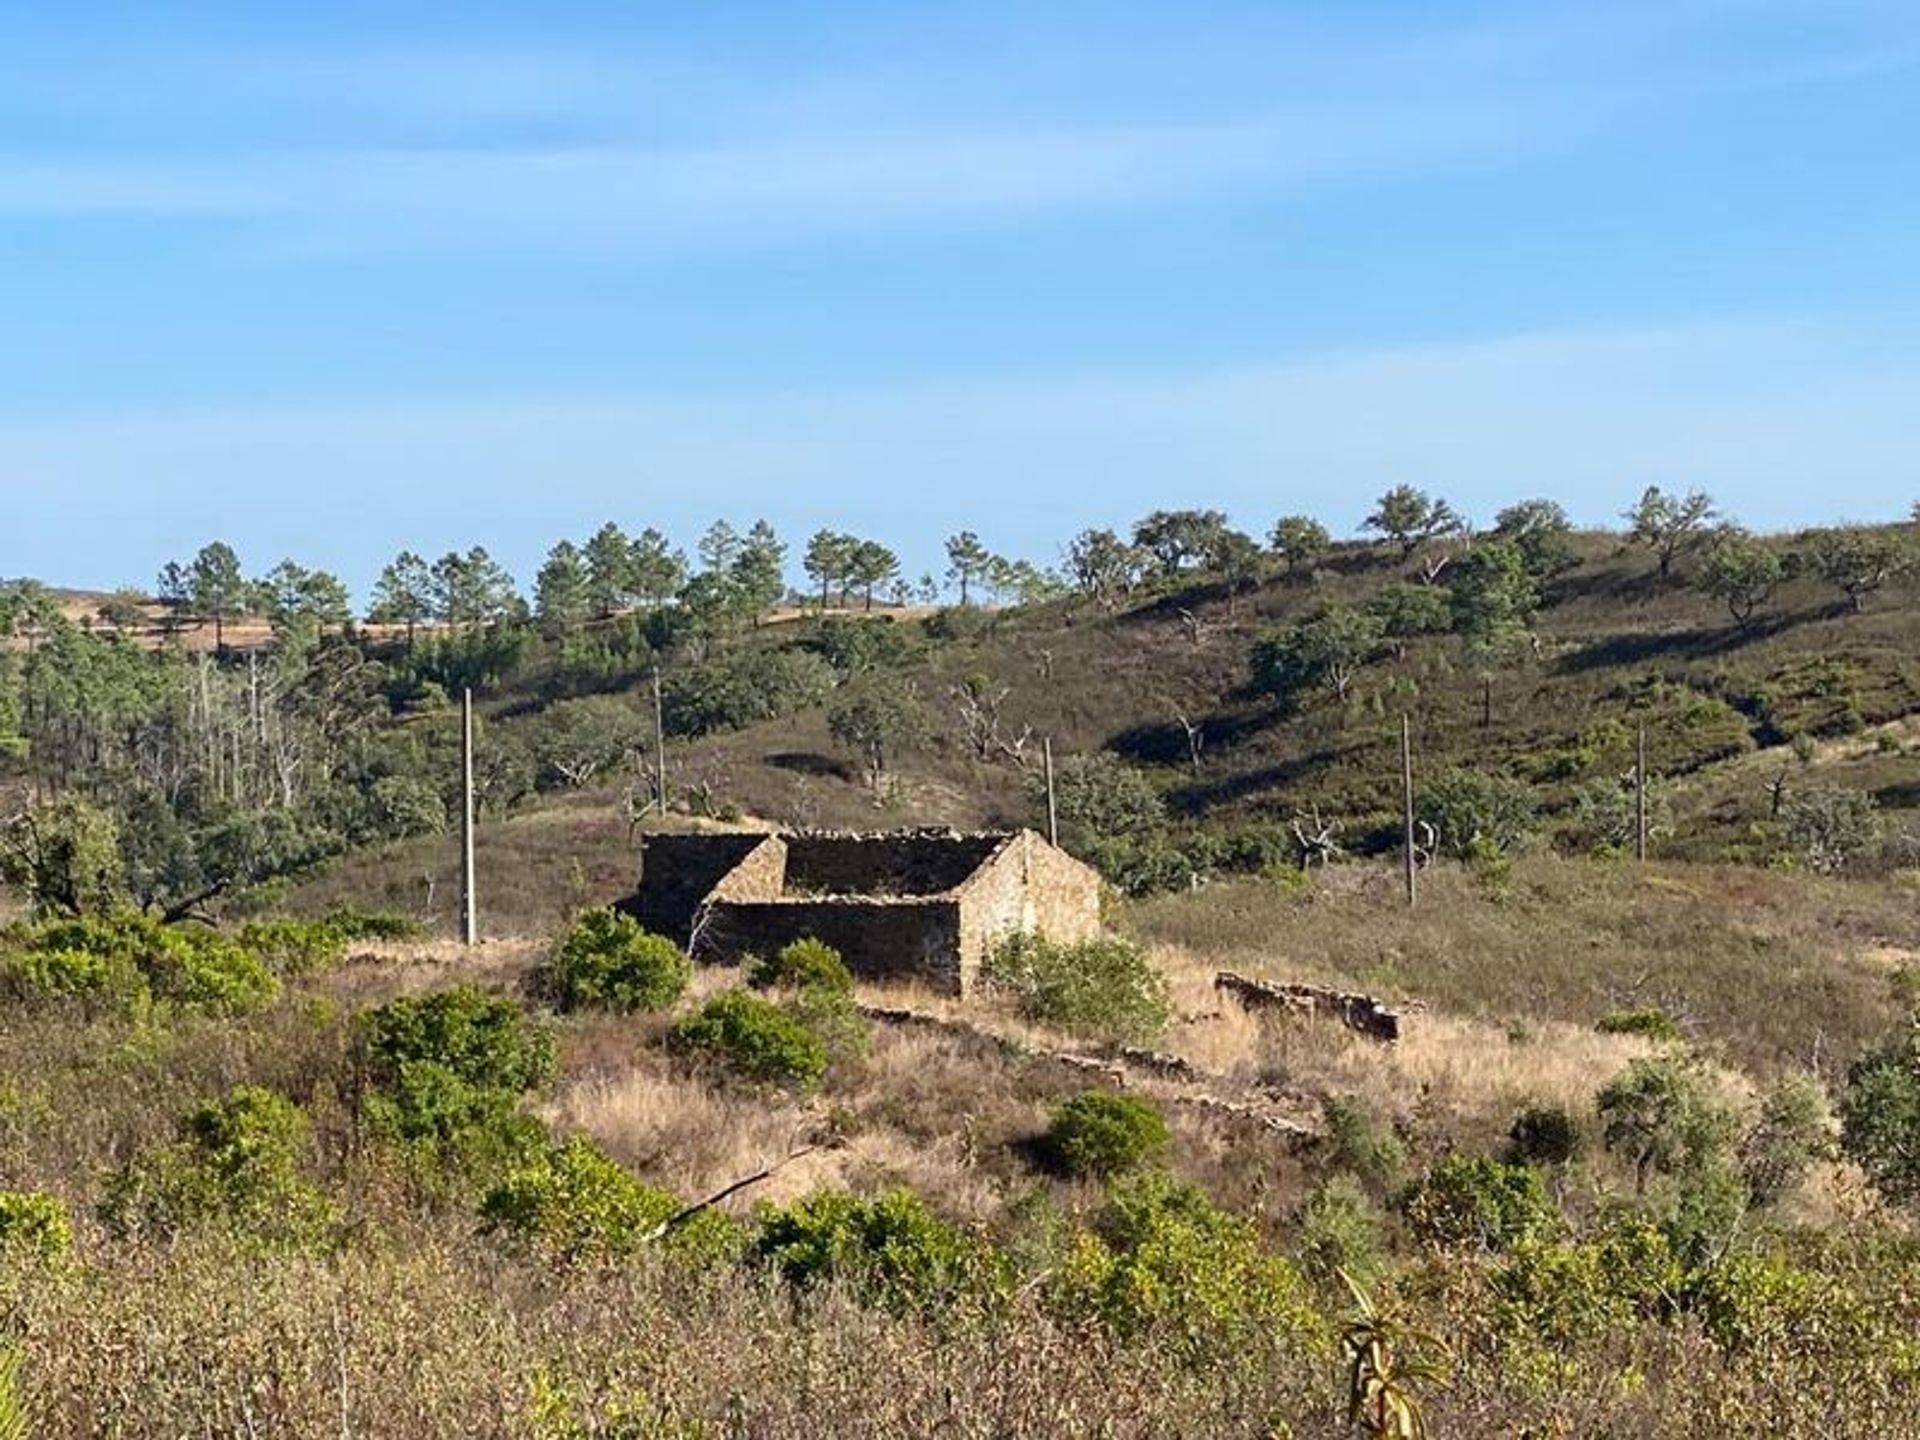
[99,1086,337,1249]
[1049,1172,1327,1354]
[984,933,1168,1043]
[746,938,870,1065]
[667,990,829,1092]
[357,986,556,1178]
[1043,1091,1169,1179]
[1841,1019,1920,1211]
[481,1135,741,1267]
[747,937,854,995]
[0,912,278,1015]
[1403,1154,1557,1251]
[752,1189,1002,1313]
[236,917,349,976]
[536,909,690,1014]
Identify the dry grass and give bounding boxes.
[1128,856,1919,1080]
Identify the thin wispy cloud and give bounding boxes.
[7,315,1915,593]
[1,1,1912,261]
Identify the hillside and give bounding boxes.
[289,522,1920,934]
[7,512,1920,1436]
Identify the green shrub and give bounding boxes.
[359,985,556,1096]
[357,986,556,1177]
[746,938,871,1065]
[1688,1250,1822,1356]
[747,937,854,995]
[538,910,690,1014]
[322,908,423,941]
[1,942,143,1008]
[983,933,1168,1044]
[1595,1007,1683,1042]
[0,912,278,1015]
[1403,1154,1557,1251]
[1740,1073,1834,1207]
[236,917,348,976]
[1049,1173,1327,1354]
[1043,1091,1169,1179]
[99,1086,337,1249]
[1294,1174,1384,1285]
[751,1189,1000,1312]
[1507,1101,1583,1167]
[1597,1054,1740,1194]
[1839,1021,1920,1211]
[668,990,829,1091]
[1417,768,1538,860]
[0,1190,72,1261]
[1320,1096,1407,1192]
[481,1135,741,1267]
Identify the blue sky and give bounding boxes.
[4,0,1918,600]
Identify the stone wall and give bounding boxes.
[952,831,1103,992]
[781,832,1001,897]
[700,899,965,991]
[619,832,772,945]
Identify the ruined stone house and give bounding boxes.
[619,828,1102,995]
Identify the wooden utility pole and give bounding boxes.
[1401,714,1417,907]
[1635,723,1649,863]
[460,687,478,946]
[1042,737,1059,848]
[651,663,669,816]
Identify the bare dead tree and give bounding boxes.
[1291,804,1345,869]
[949,675,1034,768]
[1173,709,1205,773]
[1412,819,1438,871]
[1764,767,1790,818]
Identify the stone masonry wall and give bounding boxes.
[781,833,1001,897]
[952,831,1103,992]
[700,899,965,991]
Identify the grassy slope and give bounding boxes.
[290,525,1920,935]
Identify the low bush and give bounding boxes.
[1403,1154,1557,1251]
[1042,1091,1169,1179]
[357,986,556,1177]
[747,937,854,995]
[668,990,830,1092]
[752,1189,1001,1312]
[983,933,1168,1044]
[321,907,423,942]
[1740,1073,1833,1207]
[236,917,349,976]
[0,912,279,1015]
[1595,1007,1683,1042]
[746,938,871,1066]
[1294,1174,1384,1285]
[536,909,690,1014]
[1320,1096,1407,1193]
[1049,1173,1328,1355]
[1507,1101,1584,1167]
[1839,1020,1920,1212]
[99,1086,337,1249]
[481,1135,741,1267]
[0,1190,72,1261]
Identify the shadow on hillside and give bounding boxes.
[1163,743,1352,814]
[1554,611,1804,675]
[1109,704,1279,765]
[765,751,855,781]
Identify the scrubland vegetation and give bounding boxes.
[6,489,1920,1434]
